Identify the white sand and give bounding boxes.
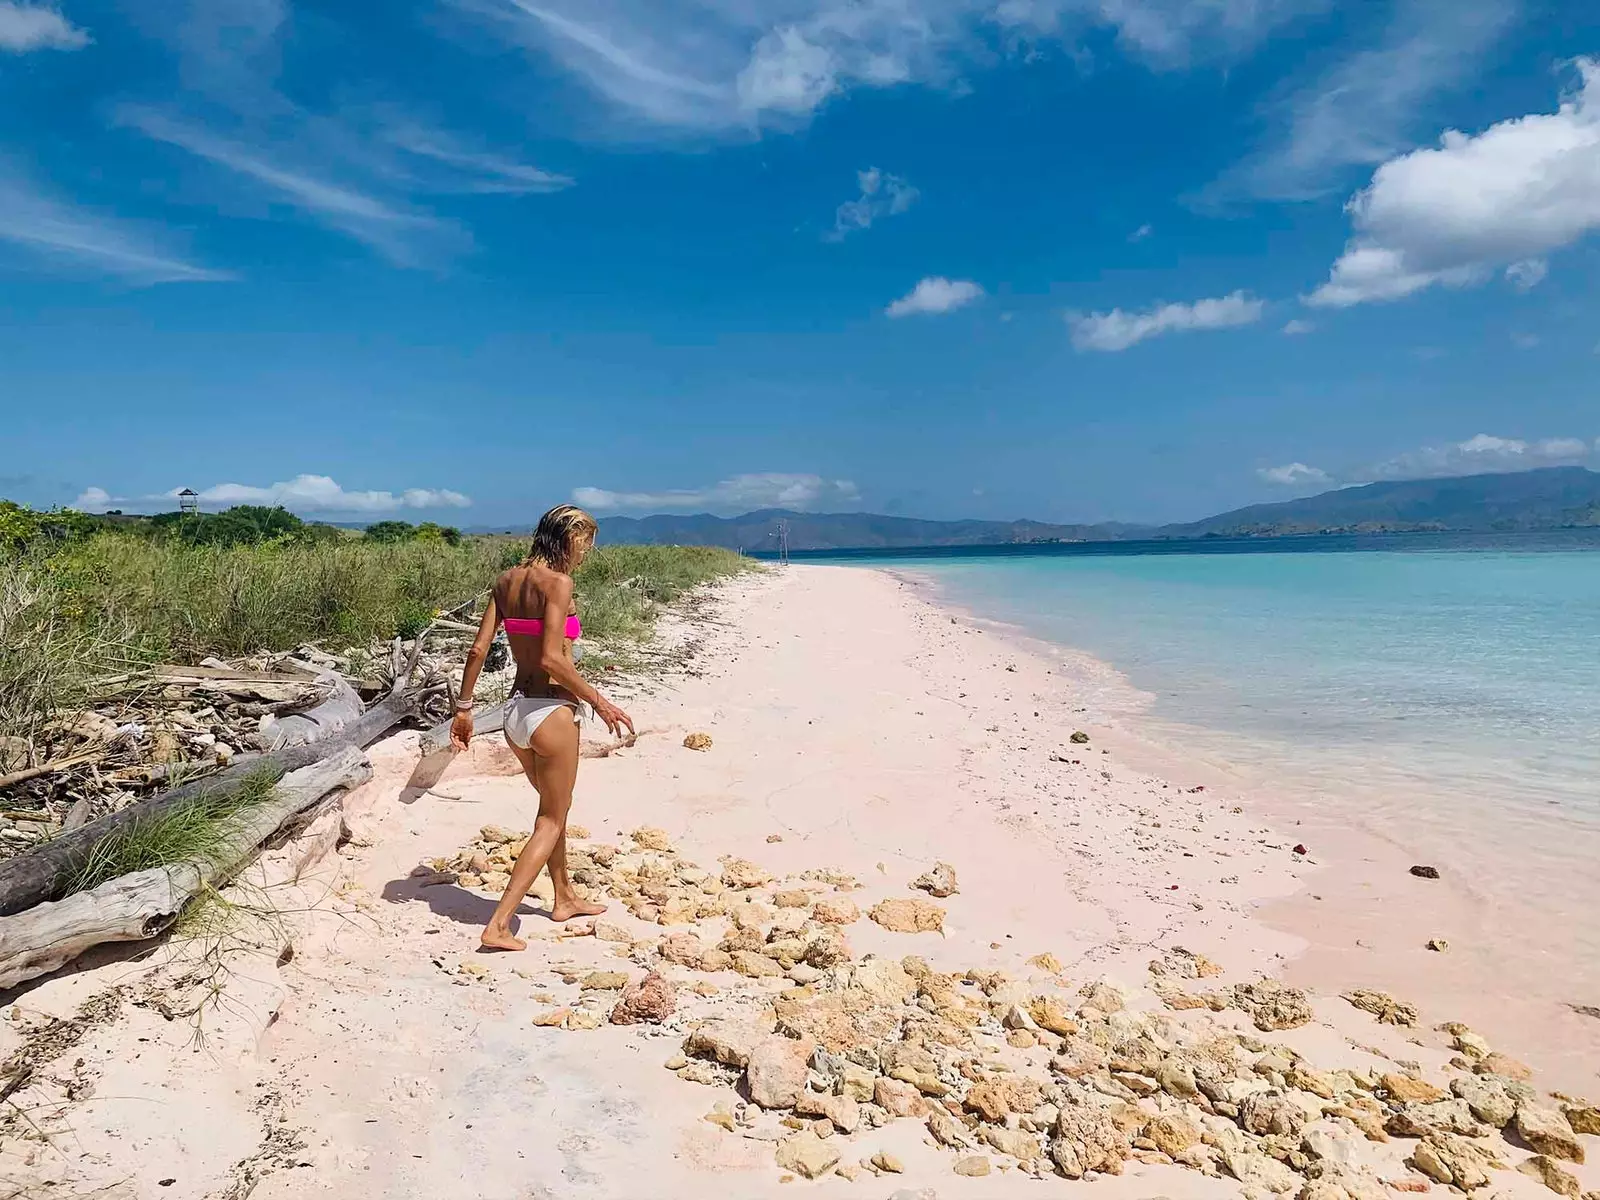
[1,564,1592,1199]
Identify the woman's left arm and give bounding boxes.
[450,593,499,750]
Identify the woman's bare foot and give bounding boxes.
[480,923,527,951]
[550,897,608,922]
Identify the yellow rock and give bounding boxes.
[683,731,713,751]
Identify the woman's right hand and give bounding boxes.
[450,710,474,751]
[592,694,635,739]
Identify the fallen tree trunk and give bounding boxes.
[417,701,507,755]
[255,671,364,751]
[0,747,371,990]
[0,690,415,917]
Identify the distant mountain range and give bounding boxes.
[589,468,1600,551]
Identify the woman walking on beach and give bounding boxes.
[451,504,635,951]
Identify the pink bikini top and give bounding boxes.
[502,615,581,641]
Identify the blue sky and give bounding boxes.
[1,0,1597,526]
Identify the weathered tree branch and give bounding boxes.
[0,747,372,990]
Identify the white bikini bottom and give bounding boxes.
[503,695,578,749]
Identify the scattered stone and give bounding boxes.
[1294,844,1309,856]
[767,833,784,843]
[1028,995,1078,1037]
[773,889,811,908]
[1562,1103,1600,1136]
[747,1036,816,1109]
[810,896,860,925]
[1514,1105,1585,1163]
[1519,1155,1581,1198]
[565,1008,604,1031]
[1382,1074,1448,1105]
[1408,1134,1502,1190]
[1223,1150,1300,1194]
[775,1130,839,1180]
[952,1156,991,1177]
[1026,952,1064,973]
[733,950,786,979]
[1426,938,1449,953]
[705,1107,737,1132]
[875,1077,928,1118]
[683,732,713,751]
[1242,1092,1311,1137]
[657,930,704,966]
[1343,989,1420,1027]
[632,826,675,852]
[1070,731,1090,744]
[872,1152,904,1174]
[480,824,519,845]
[1146,1114,1202,1156]
[721,857,772,889]
[1409,865,1440,880]
[686,1019,769,1068]
[532,1007,570,1027]
[1233,979,1314,1031]
[911,861,959,898]
[869,898,945,934]
[1051,1105,1132,1178]
[611,971,676,1025]
[698,949,734,973]
[1475,1052,1533,1082]
[1450,1077,1517,1127]
[593,919,634,943]
[581,970,630,991]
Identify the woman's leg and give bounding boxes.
[481,709,586,951]
[538,750,606,923]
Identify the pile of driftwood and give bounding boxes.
[1,637,463,857]
[0,638,447,991]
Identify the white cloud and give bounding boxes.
[460,0,1325,135]
[1504,257,1547,292]
[0,169,231,284]
[77,475,470,514]
[1070,290,1264,351]
[1282,318,1314,335]
[122,108,470,268]
[1357,434,1593,481]
[1308,58,1600,308]
[1205,0,1516,202]
[1257,462,1331,486]
[826,167,917,240]
[574,473,859,513]
[0,2,88,51]
[1128,223,1152,241]
[379,122,575,195]
[885,276,983,317]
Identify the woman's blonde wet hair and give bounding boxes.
[527,504,598,572]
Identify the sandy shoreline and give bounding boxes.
[1,563,1594,1198]
[882,565,1599,1094]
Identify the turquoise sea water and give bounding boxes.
[813,534,1600,848]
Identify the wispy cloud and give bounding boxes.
[0,2,88,52]
[459,0,1328,136]
[1259,433,1597,489]
[1070,290,1264,351]
[886,276,984,317]
[1307,58,1600,308]
[0,168,230,283]
[379,122,574,194]
[1257,462,1331,486]
[574,472,859,514]
[1204,0,1518,203]
[121,108,470,267]
[826,167,917,240]
[1128,223,1152,242]
[76,474,471,514]
[1282,318,1314,335]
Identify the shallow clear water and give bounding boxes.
[855,543,1600,848]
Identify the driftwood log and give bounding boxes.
[0,747,371,990]
[256,671,364,751]
[0,681,425,918]
[417,701,508,755]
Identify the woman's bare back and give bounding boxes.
[494,562,578,699]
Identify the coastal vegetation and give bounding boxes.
[0,500,754,779]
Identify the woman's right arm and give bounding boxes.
[537,574,635,737]
[450,592,500,751]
